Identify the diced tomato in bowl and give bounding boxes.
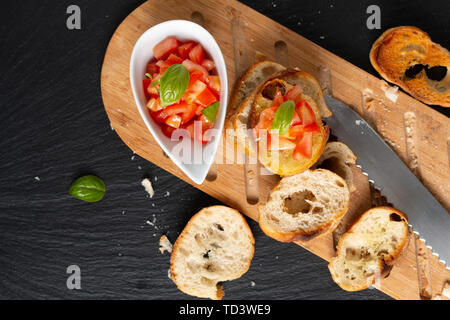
[141,36,222,144]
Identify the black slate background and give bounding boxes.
[0,0,449,300]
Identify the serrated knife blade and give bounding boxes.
[324,95,450,269]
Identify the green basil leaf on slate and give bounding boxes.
[69,175,106,203]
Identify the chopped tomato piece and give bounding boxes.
[285,85,303,104]
[254,106,277,137]
[199,115,214,143]
[187,71,204,90]
[189,43,205,64]
[293,131,313,160]
[180,104,199,124]
[146,97,163,112]
[147,84,159,98]
[291,110,301,126]
[196,87,217,107]
[152,102,188,122]
[153,36,179,60]
[202,59,216,71]
[297,100,316,126]
[178,41,196,59]
[182,59,208,78]
[183,80,207,104]
[207,75,221,95]
[159,54,184,73]
[272,87,284,108]
[146,62,160,76]
[165,115,182,128]
[143,78,152,99]
[161,124,176,138]
[304,122,321,134]
[287,124,305,139]
[267,134,296,150]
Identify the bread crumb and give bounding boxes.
[141,178,155,198]
[381,82,400,102]
[168,269,172,279]
[131,155,136,161]
[355,120,362,126]
[154,176,158,182]
[165,191,170,197]
[442,281,450,298]
[34,176,40,182]
[159,235,173,254]
[250,281,256,287]
[138,166,142,170]
[110,123,114,131]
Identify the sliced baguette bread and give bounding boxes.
[314,142,357,192]
[250,75,328,176]
[232,68,331,158]
[226,61,286,130]
[370,26,450,107]
[170,206,254,300]
[329,207,409,291]
[258,169,350,242]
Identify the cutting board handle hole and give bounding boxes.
[191,11,205,26]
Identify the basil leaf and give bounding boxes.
[202,102,220,122]
[271,100,295,135]
[159,64,190,107]
[145,73,152,79]
[69,175,106,203]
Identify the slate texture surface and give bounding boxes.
[1,0,448,300]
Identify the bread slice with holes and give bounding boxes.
[258,169,350,242]
[329,207,409,291]
[170,206,255,300]
[370,26,450,107]
[314,142,357,192]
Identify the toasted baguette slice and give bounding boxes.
[258,169,350,242]
[370,26,450,107]
[170,206,254,300]
[315,142,357,192]
[251,75,328,176]
[226,61,286,130]
[233,68,331,157]
[329,207,409,291]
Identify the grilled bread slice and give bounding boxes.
[314,142,357,192]
[250,74,328,176]
[170,206,254,300]
[258,169,350,242]
[232,67,331,157]
[370,26,450,107]
[329,207,409,291]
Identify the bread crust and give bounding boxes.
[226,61,286,129]
[370,26,450,107]
[170,206,255,300]
[258,169,350,242]
[328,207,409,291]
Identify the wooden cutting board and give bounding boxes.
[101,0,450,300]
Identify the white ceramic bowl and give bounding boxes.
[130,20,228,184]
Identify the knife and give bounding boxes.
[324,95,450,269]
